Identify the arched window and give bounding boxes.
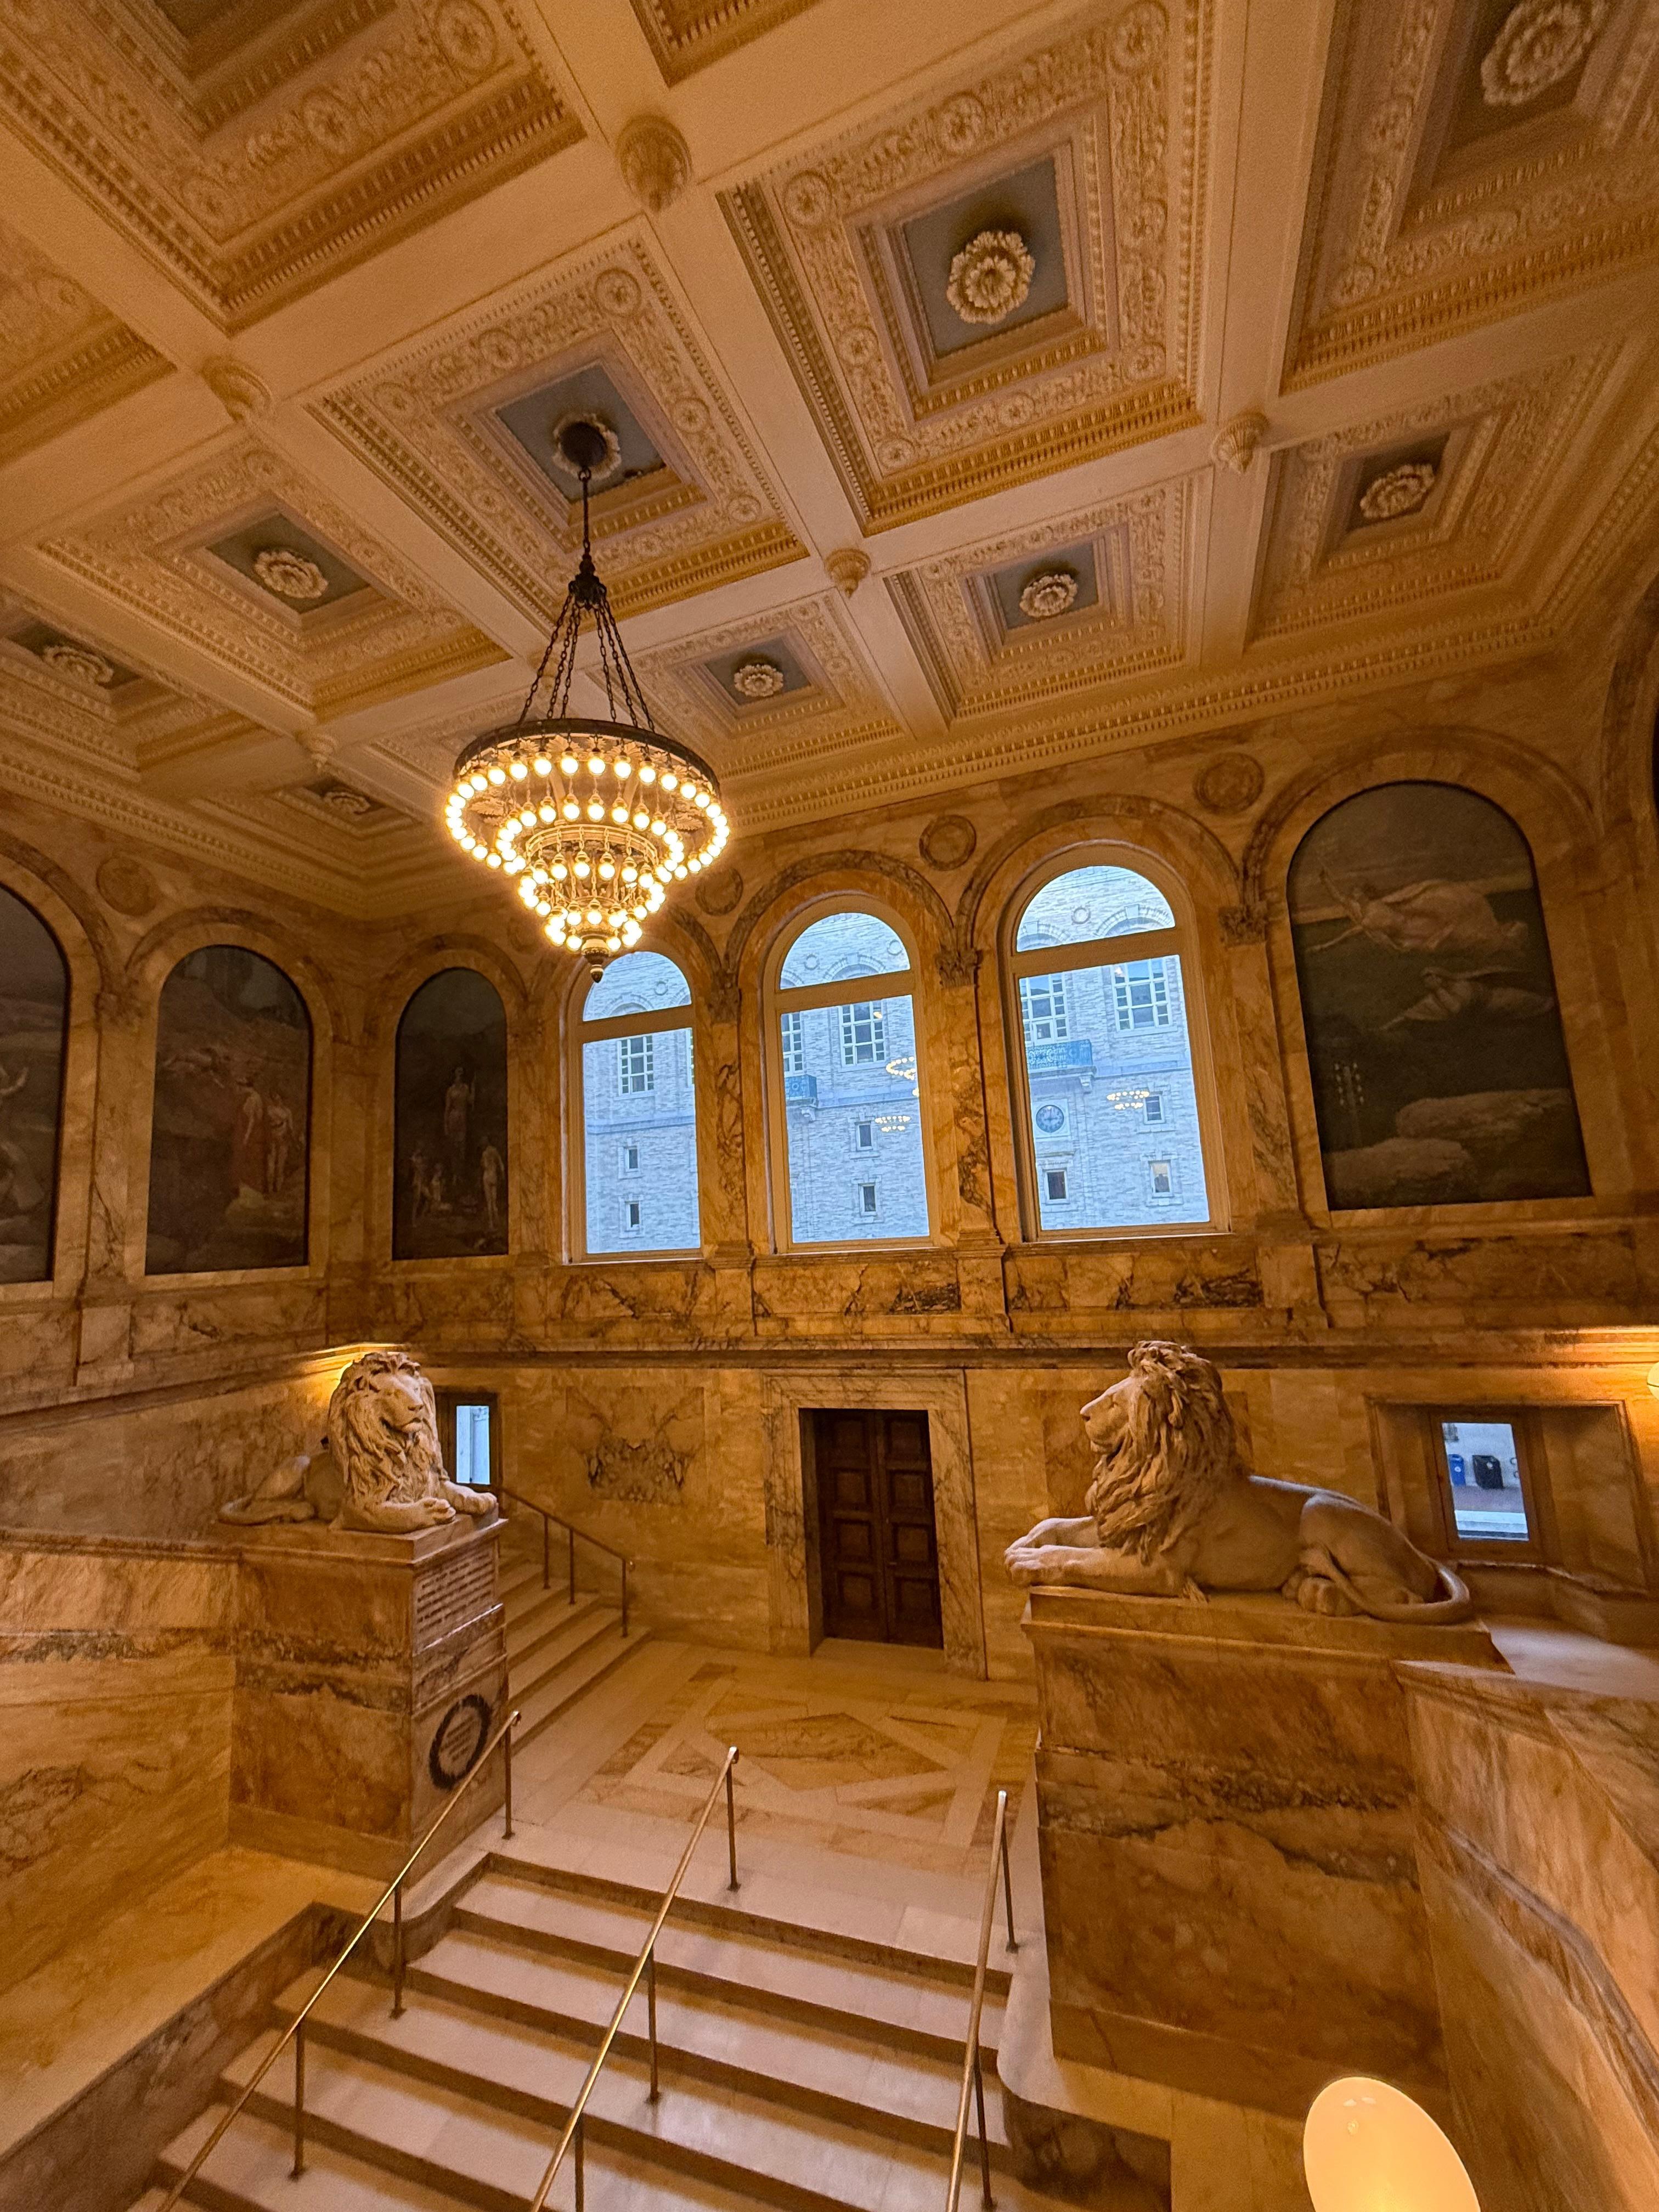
[394,968,509,1260]
[769,905,930,1246]
[575,950,699,1256]
[146,946,311,1273]
[1288,782,1589,1209]
[0,884,69,1284]
[1008,860,1212,1233]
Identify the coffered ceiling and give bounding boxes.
[0,0,1655,916]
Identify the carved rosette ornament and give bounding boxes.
[253,546,330,601]
[945,229,1035,325]
[1211,409,1268,475]
[1358,460,1438,523]
[617,115,692,213]
[1018,569,1079,620]
[826,548,871,597]
[1480,0,1609,105]
[550,413,623,487]
[731,658,786,700]
[200,356,272,423]
[1193,752,1265,816]
[95,856,160,917]
[41,642,115,685]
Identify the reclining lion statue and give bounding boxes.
[1005,1339,1471,1622]
[220,1348,497,1534]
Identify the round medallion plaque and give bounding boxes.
[427,1691,493,1790]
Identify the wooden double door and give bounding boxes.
[808,1408,943,1647]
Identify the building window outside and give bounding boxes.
[1010,862,1211,1234]
[1438,1417,1533,1545]
[617,1032,655,1094]
[1020,972,1069,1042]
[773,908,930,1246]
[840,998,887,1066]
[1113,958,1172,1031]
[579,951,699,1256]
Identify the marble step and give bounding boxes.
[223,1991,1009,2212]
[454,1871,1006,2063]
[499,1555,565,1608]
[286,1937,1005,2157]
[512,1617,652,1748]
[506,1589,608,1671]
[140,2096,763,2212]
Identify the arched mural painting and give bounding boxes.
[393,968,509,1260]
[1288,782,1590,1210]
[146,946,312,1272]
[0,884,69,1283]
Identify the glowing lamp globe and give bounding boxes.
[1304,2080,1479,2212]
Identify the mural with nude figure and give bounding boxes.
[1288,782,1590,1209]
[0,884,68,1284]
[145,946,311,1272]
[393,967,509,1259]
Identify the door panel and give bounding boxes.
[810,1408,942,1647]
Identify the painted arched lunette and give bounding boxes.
[390,961,516,1264]
[0,865,76,1292]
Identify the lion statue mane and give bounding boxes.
[219,1349,498,1534]
[1006,1339,1471,1622]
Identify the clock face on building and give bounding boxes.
[1034,1103,1066,1134]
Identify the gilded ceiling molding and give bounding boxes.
[631,589,897,755]
[625,0,824,83]
[1286,0,1659,386]
[0,220,170,462]
[38,436,504,714]
[884,478,1192,721]
[616,114,691,211]
[720,2,1210,531]
[0,0,579,328]
[1252,347,1622,641]
[314,234,803,623]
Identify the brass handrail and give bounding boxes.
[946,1786,1018,2212]
[528,1744,741,2212]
[502,1483,632,1635]
[157,1705,521,2209]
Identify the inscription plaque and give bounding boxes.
[414,1538,496,1650]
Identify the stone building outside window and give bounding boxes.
[577,950,700,1256]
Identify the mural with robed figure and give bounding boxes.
[145,946,311,1273]
[394,968,509,1260]
[1288,782,1589,1210]
[0,885,68,1284]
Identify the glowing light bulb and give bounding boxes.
[588,756,606,777]
[539,805,555,824]
[551,862,568,881]
[586,801,603,821]
[614,759,631,777]
[534,757,552,776]
[561,755,579,776]
[694,789,710,810]
[510,761,528,780]
[639,764,656,784]
[599,860,616,880]
[573,859,591,879]
[661,772,678,792]
[487,853,502,868]
[1303,2080,1479,2212]
[563,801,579,821]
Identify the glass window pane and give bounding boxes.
[1021,954,1209,1229]
[1015,865,1174,953]
[583,950,690,1022]
[781,910,909,989]
[453,1402,492,1486]
[781,998,929,1243]
[1441,1419,1531,1543]
[584,1029,699,1253]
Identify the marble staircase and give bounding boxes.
[499,1529,648,1750]
[131,1852,1028,2212]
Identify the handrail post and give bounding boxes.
[620,1558,629,1638]
[568,1523,576,1604]
[504,1720,515,1841]
[541,1509,550,1592]
[647,1945,659,2101]
[391,1880,405,2018]
[574,2114,585,2212]
[1000,1820,1018,1953]
[974,2052,993,2209]
[726,1746,740,1891]
[291,2018,306,2179]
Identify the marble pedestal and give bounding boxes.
[1023,1586,1505,2123]
[229,1515,506,1876]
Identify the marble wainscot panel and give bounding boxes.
[1403,1663,1659,2212]
[229,1514,505,1876]
[1023,1587,1505,2120]
[0,1531,236,1993]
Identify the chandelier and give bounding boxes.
[446,418,730,974]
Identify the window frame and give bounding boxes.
[435,1387,501,1491]
[764,894,940,1254]
[568,956,702,1263]
[1426,1407,1554,1565]
[1002,845,1227,1243]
